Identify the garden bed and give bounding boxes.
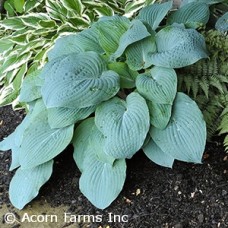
[0,106,228,228]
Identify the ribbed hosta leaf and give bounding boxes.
[19,69,42,102]
[112,19,151,60]
[73,118,115,172]
[93,16,130,54]
[136,66,177,104]
[125,35,157,71]
[149,25,208,68]
[47,28,103,60]
[9,160,53,209]
[95,92,150,159]
[215,12,228,32]
[147,101,172,129]
[143,138,174,168]
[181,0,224,6]
[72,118,126,209]
[19,105,74,169]
[137,1,172,30]
[41,52,120,108]
[47,106,96,128]
[80,154,126,209]
[150,92,207,163]
[167,2,210,28]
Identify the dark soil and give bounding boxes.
[0,106,228,228]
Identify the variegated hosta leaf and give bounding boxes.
[167,2,210,28]
[19,69,42,102]
[125,35,157,71]
[150,92,207,163]
[137,1,173,30]
[9,160,53,209]
[47,28,104,61]
[92,15,130,54]
[108,62,137,88]
[47,105,96,129]
[41,52,120,108]
[19,102,74,169]
[143,138,174,168]
[149,25,208,68]
[95,92,150,159]
[136,66,177,104]
[112,19,151,60]
[147,101,172,129]
[73,118,126,209]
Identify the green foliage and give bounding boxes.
[0,1,210,210]
[0,0,155,108]
[177,28,228,149]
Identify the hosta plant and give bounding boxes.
[0,1,210,209]
[0,0,155,108]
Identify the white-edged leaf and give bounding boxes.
[150,92,207,163]
[80,155,126,209]
[9,160,53,209]
[147,101,172,129]
[143,138,174,168]
[19,105,74,169]
[48,105,96,128]
[95,92,150,159]
[93,15,130,54]
[215,12,228,32]
[60,0,84,15]
[47,28,104,61]
[41,52,120,108]
[136,66,177,104]
[19,69,42,102]
[137,1,173,30]
[167,2,210,28]
[149,25,208,68]
[112,19,151,60]
[125,35,157,71]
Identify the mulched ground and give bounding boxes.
[0,105,228,228]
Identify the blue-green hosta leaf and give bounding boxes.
[47,105,96,128]
[47,28,103,61]
[19,106,74,169]
[137,1,173,30]
[136,66,177,104]
[9,160,53,209]
[19,69,42,103]
[167,2,210,28]
[80,155,126,209]
[95,92,150,159]
[147,101,172,129]
[181,0,224,6]
[93,16,130,54]
[215,12,228,32]
[143,138,174,168]
[41,52,120,108]
[150,92,207,163]
[108,62,137,88]
[125,35,157,71]
[72,118,115,172]
[112,19,151,60]
[149,25,208,68]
